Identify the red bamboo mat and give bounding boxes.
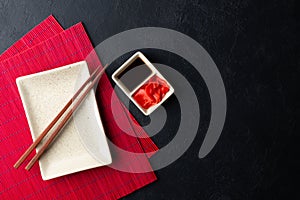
[0,16,158,200]
[0,15,64,61]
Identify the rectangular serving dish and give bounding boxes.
[16,61,111,180]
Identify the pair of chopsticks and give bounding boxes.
[14,64,108,170]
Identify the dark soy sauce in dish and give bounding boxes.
[117,57,152,92]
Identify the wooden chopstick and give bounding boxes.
[25,64,108,170]
[14,64,108,170]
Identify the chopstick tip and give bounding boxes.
[25,164,33,171]
[13,159,23,169]
[13,163,20,169]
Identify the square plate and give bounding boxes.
[16,61,111,180]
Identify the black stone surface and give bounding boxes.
[0,0,299,199]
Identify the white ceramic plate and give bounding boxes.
[16,61,111,180]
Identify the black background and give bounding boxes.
[0,0,299,199]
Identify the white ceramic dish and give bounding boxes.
[16,61,111,180]
[112,52,174,115]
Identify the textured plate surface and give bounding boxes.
[16,61,111,180]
